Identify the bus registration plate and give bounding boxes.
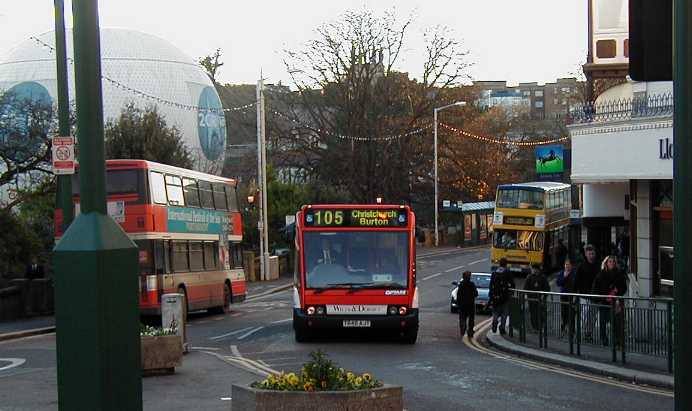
[342,320,371,328]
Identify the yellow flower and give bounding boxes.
[346,372,355,381]
[362,373,372,382]
[303,382,314,392]
[355,377,363,386]
[288,373,299,386]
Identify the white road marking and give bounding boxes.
[220,397,232,401]
[469,258,488,266]
[237,326,264,340]
[270,318,293,324]
[445,265,466,273]
[190,346,220,351]
[0,358,26,372]
[230,345,242,358]
[209,326,254,340]
[421,272,443,281]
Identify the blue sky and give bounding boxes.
[0,1,587,86]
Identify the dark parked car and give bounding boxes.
[450,272,491,314]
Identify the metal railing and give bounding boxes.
[569,93,674,124]
[508,289,674,373]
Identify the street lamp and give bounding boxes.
[434,101,466,247]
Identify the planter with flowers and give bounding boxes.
[140,325,183,376]
[231,351,403,411]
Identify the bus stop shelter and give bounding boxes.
[440,201,495,247]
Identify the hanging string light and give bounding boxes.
[439,122,570,147]
[29,36,255,114]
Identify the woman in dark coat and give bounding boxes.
[592,255,627,347]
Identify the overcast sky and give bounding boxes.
[0,1,587,86]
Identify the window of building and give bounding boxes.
[213,183,228,210]
[198,180,214,209]
[624,39,629,58]
[535,101,544,108]
[165,175,184,206]
[150,172,167,204]
[596,40,617,58]
[182,178,200,207]
[171,241,189,272]
[189,241,204,271]
[534,90,543,97]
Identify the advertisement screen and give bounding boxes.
[535,144,564,174]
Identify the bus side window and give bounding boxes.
[198,181,214,209]
[154,240,166,274]
[163,241,171,273]
[150,172,167,204]
[213,183,228,211]
[203,242,216,270]
[235,246,243,269]
[165,175,185,206]
[225,186,239,212]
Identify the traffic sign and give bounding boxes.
[52,136,75,175]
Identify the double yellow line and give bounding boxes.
[464,319,673,398]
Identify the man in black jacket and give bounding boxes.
[489,258,515,335]
[456,271,478,339]
[25,257,45,280]
[575,245,599,339]
[524,264,550,331]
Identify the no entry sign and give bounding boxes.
[52,136,75,175]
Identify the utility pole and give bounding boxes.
[674,1,691,408]
[256,78,266,280]
[52,1,141,410]
[54,0,73,230]
[260,78,270,280]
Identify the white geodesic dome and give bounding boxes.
[0,28,227,174]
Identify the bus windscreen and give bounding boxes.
[71,169,144,197]
[303,231,408,289]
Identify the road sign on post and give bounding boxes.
[52,136,75,175]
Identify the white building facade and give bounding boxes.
[569,81,674,298]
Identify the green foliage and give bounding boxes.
[105,104,193,168]
[16,181,56,258]
[0,210,42,276]
[252,350,382,392]
[140,324,177,337]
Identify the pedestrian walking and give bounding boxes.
[556,239,568,271]
[25,256,45,280]
[592,255,627,347]
[576,244,599,340]
[456,271,478,339]
[556,258,577,334]
[489,258,515,335]
[524,264,550,331]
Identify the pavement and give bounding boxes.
[0,276,294,342]
[486,325,674,390]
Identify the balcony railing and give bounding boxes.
[569,93,674,124]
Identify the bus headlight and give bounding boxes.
[398,306,408,316]
[307,306,316,315]
[388,306,398,315]
[316,306,325,315]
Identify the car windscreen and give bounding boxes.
[303,231,408,289]
[471,275,491,288]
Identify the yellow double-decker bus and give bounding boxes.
[491,182,571,275]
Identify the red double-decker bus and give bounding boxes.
[292,204,419,343]
[55,160,247,316]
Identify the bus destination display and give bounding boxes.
[305,209,407,227]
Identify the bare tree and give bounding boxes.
[199,49,224,84]
[274,9,472,208]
